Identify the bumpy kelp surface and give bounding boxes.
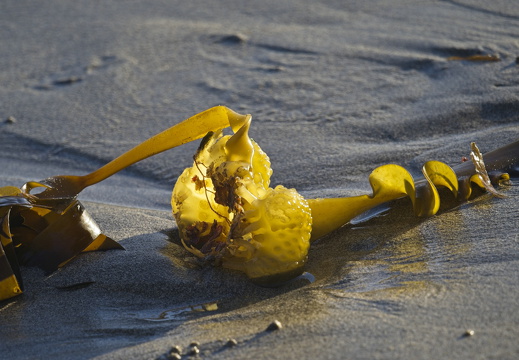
[171,120,313,283]
[1,107,517,300]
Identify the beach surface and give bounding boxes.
[1,1,519,359]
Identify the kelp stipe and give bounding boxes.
[310,141,517,241]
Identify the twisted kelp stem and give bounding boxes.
[309,140,519,241]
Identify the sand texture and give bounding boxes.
[1,1,518,359]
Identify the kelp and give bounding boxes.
[171,112,516,284]
[0,187,121,301]
[0,107,248,301]
[1,106,517,300]
[308,143,510,241]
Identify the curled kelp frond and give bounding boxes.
[309,144,512,241]
[0,186,121,301]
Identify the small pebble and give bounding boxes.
[53,76,82,86]
[226,338,238,347]
[189,346,200,355]
[189,341,200,347]
[169,345,182,354]
[166,353,181,360]
[219,33,247,45]
[464,329,475,337]
[5,116,16,124]
[266,320,283,331]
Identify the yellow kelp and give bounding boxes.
[1,106,516,300]
[171,108,514,283]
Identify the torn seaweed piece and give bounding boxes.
[0,210,23,301]
[447,54,500,62]
[1,186,122,300]
[12,200,123,273]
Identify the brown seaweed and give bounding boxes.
[0,187,121,301]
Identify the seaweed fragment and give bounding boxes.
[0,209,23,300]
[469,142,506,198]
[0,186,121,301]
[447,54,500,62]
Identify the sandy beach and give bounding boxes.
[1,1,518,359]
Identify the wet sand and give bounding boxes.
[1,1,519,359]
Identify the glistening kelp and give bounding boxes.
[1,107,517,300]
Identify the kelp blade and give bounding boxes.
[0,196,122,302]
[56,106,252,190]
[414,161,459,217]
[0,211,23,301]
[14,201,122,273]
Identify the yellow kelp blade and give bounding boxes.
[0,210,23,301]
[0,191,122,300]
[309,164,415,241]
[0,188,31,301]
[17,106,251,202]
[309,160,463,241]
[422,160,458,195]
[0,186,22,197]
[414,160,459,217]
